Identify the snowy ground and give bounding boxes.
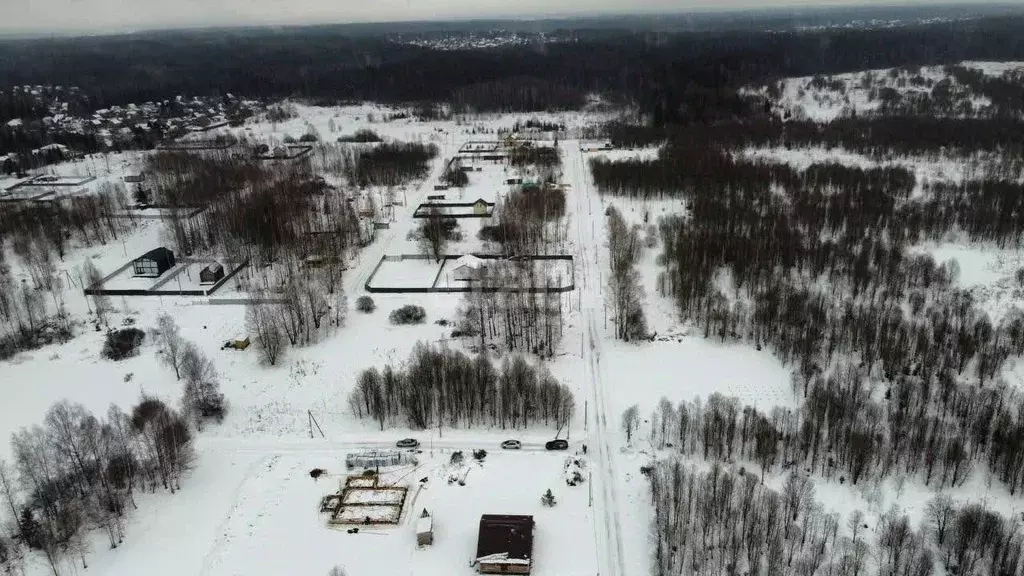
[746,61,1023,122]
[10,101,1024,576]
[912,241,1024,324]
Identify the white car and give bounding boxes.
[500,439,522,450]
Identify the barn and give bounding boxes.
[199,262,224,284]
[473,515,534,575]
[133,247,175,278]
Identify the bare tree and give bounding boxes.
[180,342,226,428]
[153,313,185,379]
[82,259,110,328]
[418,207,451,263]
[925,494,955,550]
[246,301,285,366]
[622,405,640,443]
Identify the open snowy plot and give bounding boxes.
[366,257,443,289]
[443,162,512,205]
[17,448,274,576]
[232,103,457,148]
[570,337,795,418]
[188,450,597,576]
[912,240,1024,323]
[961,61,1024,76]
[583,147,660,162]
[747,62,1022,122]
[739,146,1018,196]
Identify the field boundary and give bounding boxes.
[412,200,495,218]
[84,258,249,297]
[364,253,574,294]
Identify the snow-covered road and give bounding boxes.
[199,436,565,455]
[564,141,627,576]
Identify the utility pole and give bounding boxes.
[584,401,588,432]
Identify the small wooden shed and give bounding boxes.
[416,509,433,546]
[200,262,224,284]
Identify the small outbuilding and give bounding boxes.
[229,336,250,350]
[472,198,491,216]
[199,262,224,284]
[133,247,175,278]
[473,515,534,575]
[416,509,433,546]
[451,255,486,282]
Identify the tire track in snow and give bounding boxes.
[566,140,627,576]
[198,454,279,576]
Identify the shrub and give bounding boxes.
[356,296,376,313]
[541,488,557,507]
[337,129,382,143]
[299,133,319,143]
[102,328,146,360]
[389,305,426,325]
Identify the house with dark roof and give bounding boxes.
[473,515,534,574]
[199,262,224,284]
[133,247,175,278]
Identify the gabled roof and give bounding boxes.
[138,247,173,261]
[416,509,432,535]
[453,254,485,270]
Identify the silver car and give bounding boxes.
[500,439,522,450]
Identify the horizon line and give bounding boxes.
[1,1,1022,41]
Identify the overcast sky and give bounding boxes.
[0,0,1004,36]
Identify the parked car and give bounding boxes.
[545,439,569,450]
[396,438,420,448]
[501,439,522,450]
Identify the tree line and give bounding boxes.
[0,182,140,360]
[347,343,574,431]
[588,113,1024,499]
[649,459,1024,576]
[5,16,1024,123]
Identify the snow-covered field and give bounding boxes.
[748,61,1024,122]
[9,98,1024,576]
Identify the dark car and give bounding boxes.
[396,438,420,448]
[545,439,569,450]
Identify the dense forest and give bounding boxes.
[587,41,1024,572]
[3,15,1024,123]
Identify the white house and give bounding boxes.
[451,255,486,282]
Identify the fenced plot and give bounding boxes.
[412,200,495,218]
[84,257,248,297]
[365,255,445,291]
[365,253,575,294]
[323,474,409,526]
[10,174,96,188]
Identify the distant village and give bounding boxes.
[0,84,265,174]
